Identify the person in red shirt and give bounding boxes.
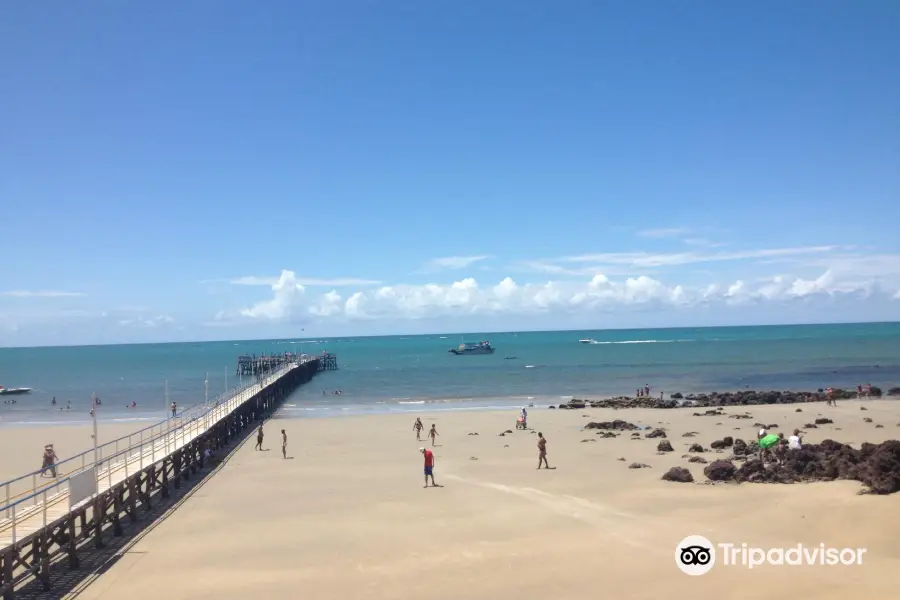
[420,447,440,488]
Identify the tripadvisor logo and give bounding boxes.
[675,535,866,575]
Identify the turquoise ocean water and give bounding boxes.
[1,323,898,427]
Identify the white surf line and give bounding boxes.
[442,473,663,552]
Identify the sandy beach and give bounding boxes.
[5,400,900,599]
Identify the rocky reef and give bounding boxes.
[555,386,893,410]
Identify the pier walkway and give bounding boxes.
[0,356,326,599]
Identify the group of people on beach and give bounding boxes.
[414,413,552,488]
[757,426,804,464]
[253,424,290,459]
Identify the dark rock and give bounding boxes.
[662,467,694,483]
[468,432,479,436]
[671,392,683,399]
[704,460,737,481]
[887,387,900,396]
[876,424,884,428]
[688,456,708,464]
[580,439,596,443]
[548,405,556,409]
[730,413,753,420]
[805,423,818,428]
[596,431,618,438]
[617,457,626,461]
[584,420,639,431]
[707,436,734,450]
[688,443,705,453]
[645,429,667,439]
[796,408,802,412]
[682,432,697,437]
[657,440,674,452]
[815,418,834,425]
[504,430,513,434]
[732,439,750,455]
[860,407,868,411]
[628,462,651,469]
[864,417,873,423]
[630,432,641,437]
[870,386,883,397]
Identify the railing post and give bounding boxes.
[32,473,37,505]
[42,489,47,527]
[4,484,9,519]
[140,429,144,470]
[12,503,17,543]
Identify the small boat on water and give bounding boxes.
[579,338,596,344]
[449,341,495,355]
[0,386,32,396]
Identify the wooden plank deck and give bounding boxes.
[0,364,299,549]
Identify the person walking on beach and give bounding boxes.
[281,429,287,458]
[420,447,440,488]
[40,445,59,478]
[537,432,550,469]
[255,425,264,450]
[429,424,439,446]
[414,418,424,441]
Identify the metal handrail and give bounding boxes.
[0,362,301,529]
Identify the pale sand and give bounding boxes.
[11,400,900,599]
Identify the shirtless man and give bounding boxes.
[429,424,439,446]
[255,425,264,451]
[414,418,424,441]
[281,429,287,458]
[537,432,550,469]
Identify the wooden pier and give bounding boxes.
[237,352,338,376]
[0,357,323,600]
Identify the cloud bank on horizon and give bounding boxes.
[2,239,900,345]
[216,242,900,324]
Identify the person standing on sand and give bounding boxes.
[281,429,287,458]
[255,425,264,450]
[420,447,440,488]
[429,424,439,446]
[537,432,550,469]
[414,418,424,441]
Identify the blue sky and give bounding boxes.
[1,1,899,346]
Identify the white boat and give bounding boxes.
[578,338,596,344]
[0,386,32,396]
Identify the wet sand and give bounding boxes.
[8,400,900,599]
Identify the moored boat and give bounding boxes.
[449,341,495,355]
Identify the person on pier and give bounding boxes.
[171,401,177,417]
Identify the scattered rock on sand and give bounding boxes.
[876,424,884,428]
[732,439,750,456]
[795,408,802,412]
[662,467,694,483]
[657,440,674,452]
[804,423,818,429]
[596,431,618,438]
[682,432,697,437]
[617,457,626,461]
[864,417,873,423]
[704,460,737,481]
[580,439,596,443]
[730,413,753,420]
[645,428,667,438]
[815,418,834,425]
[584,420,640,431]
[861,407,868,411]
[468,432,479,436]
[688,456,708,464]
[628,462,651,469]
[688,443,706,453]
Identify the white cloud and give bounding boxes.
[0,290,86,298]
[637,227,692,239]
[118,315,175,328]
[238,270,307,320]
[229,275,381,286]
[229,268,894,323]
[561,246,842,268]
[420,255,490,272]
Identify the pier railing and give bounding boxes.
[0,362,299,527]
